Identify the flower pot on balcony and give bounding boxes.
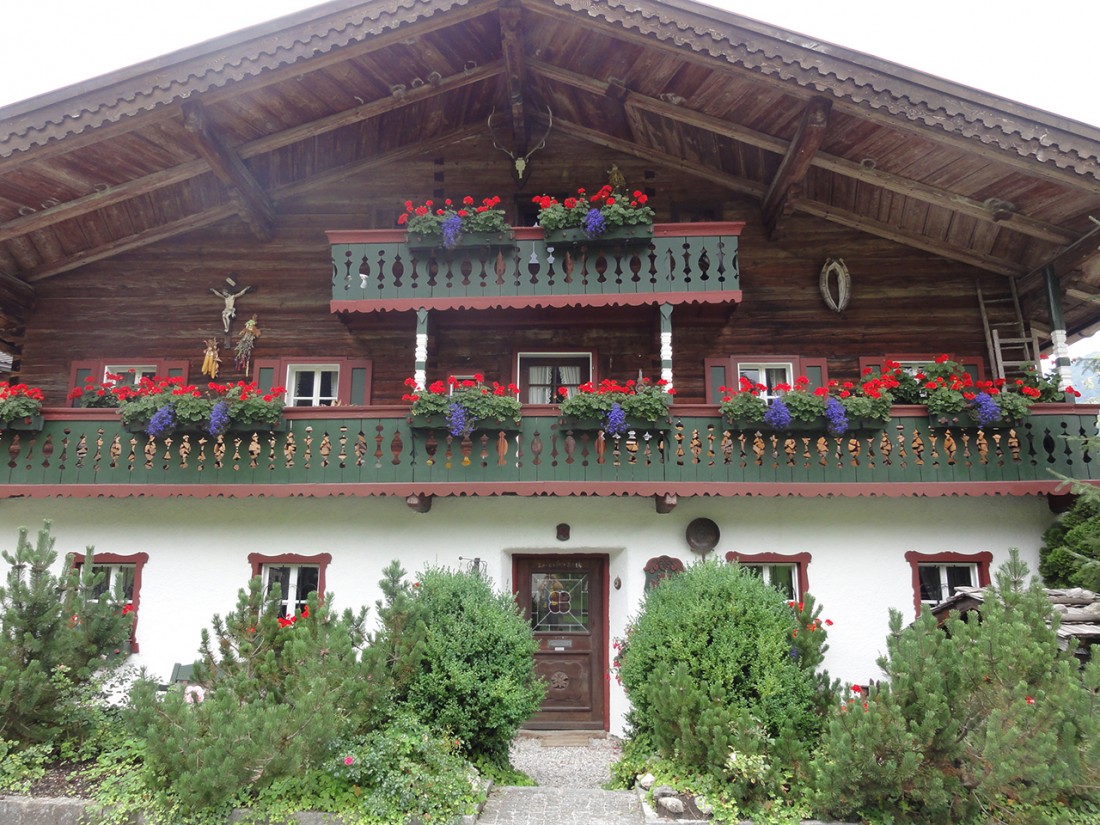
[560,415,672,433]
[1,414,44,431]
[123,419,287,436]
[726,417,823,433]
[406,229,516,251]
[544,224,653,246]
[410,413,521,433]
[927,411,1018,430]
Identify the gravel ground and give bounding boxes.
[509,736,624,788]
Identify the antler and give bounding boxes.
[487,106,553,183]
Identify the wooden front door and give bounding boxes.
[514,554,607,730]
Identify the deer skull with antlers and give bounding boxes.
[487,106,552,186]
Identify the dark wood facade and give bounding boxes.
[1,0,1099,499]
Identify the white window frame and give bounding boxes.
[517,352,593,405]
[736,362,794,403]
[87,563,136,606]
[104,365,158,386]
[742,563,799,600]
[261,564,320,617]
[285,364,340,407]
[917,563,978,606]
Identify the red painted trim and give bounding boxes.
[904,550,993,616]
[326,223,745,244]
[725,551,812,597]
[247,552,333,602]
[331,290,743,314]
[71,551,149,653]
[6,480,1093,501]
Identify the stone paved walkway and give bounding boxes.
[476,786,645,825]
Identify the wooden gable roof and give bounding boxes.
[2,0,1100,342]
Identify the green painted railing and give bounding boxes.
[2,406,1096,493]
[328,223,742,308]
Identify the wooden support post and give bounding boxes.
[415,308,429,390]
[659,302,674,389]
[406,494,433,513]
[1045,266,1074,394]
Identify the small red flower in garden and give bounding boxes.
[824,618,834,626]
[1026,696,1035,705]
[851,685,862,695]
[277,615,296,628]
[344,755,355,766]
[121,603,135,615]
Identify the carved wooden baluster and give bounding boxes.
[108,435,121,468]
[143,438,155,470]
[423,431,438,466]
[1007,429,1021,463]
[496,431,510,466]
[213,436,226,469]
[443,435,454,469]
[595,432,606,465]
[746,432,761,465]
[178,436,192,469]
[846,436,862,467]
[909,429,924,466]
[625,432,638,465]
[319,434,331,468]
[372,425,384,466]
[563,431,576,465]
[460,435,473,466]
[389,429,404,466]
[355,432,367,467]
[478,433,490,467]
[231,436,243,471]
[337,426,348,468]
[689,429,701,464]
[460,257,473,289]
[7,434,21,468]
[391,253,404,290]
[41,434,54,468]
[721,430,734,465]
[284,432,297,468]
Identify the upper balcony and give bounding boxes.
[2,405,1095,505]
[328,223,743,313]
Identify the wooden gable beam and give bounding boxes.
[0,63,501,247]
[498,0,529,156]
[24,124,485,282]
[762,97,831,240]
[181,101,275,242]
[531,59,1077,246]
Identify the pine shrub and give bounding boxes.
[616,559,832,805]
[127,580,383,813]
[812,550,1100,824]
[1039,493,1100,589]
[0,521,132,747]
[379,564,543,769]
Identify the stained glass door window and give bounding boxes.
[530,572,589,632]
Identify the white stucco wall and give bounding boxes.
[0,493,1055,737]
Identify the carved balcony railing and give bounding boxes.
[328,223,742,313]
[2,405,1096,498]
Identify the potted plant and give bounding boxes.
[397,196,513,250]
[532,184,654,245]
[558,377,674,435]
[403,375,522,437]
[721,376,832,433]
[114,376,285,438]
[0,381,44,430]
[831,373,899,432]
[881,355,1058,428]
[68,372,126,408]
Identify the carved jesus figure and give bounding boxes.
[211,285,251,333]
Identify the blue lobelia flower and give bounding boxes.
[825,396,849,436]
[970,392,1002,427]
[763,398,792,430]
[146,403,177,438]
[208,399,231,436]
[584,207,606,238]
[605,401,628,436]
[441,214,464,249]
[446,401,476,438]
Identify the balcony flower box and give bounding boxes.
[543,224,653,246]
[410,413,521,433]
[927,411,1018,430]
[406,228,516,251]
[560,415,672,434]
[2,414,44,431]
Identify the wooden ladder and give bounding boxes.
[977,279,1041,380]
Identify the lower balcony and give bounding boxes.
[1,405,1096,500]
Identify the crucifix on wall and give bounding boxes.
[210,276,252,343]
